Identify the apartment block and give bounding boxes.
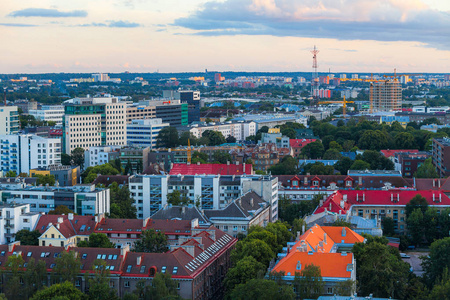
[0,203,40,244]
[119,146,150,174]
[0,182,110,216]
[0,106,19,135]
[0,134,61,174]
[432,138,450,177]
[127,119,169,149]
[62,97,127,154]
[189,121,256,142]
[370,79,402,112]
[84,146,121,168]
[29,105,64,126]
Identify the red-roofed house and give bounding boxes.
[380,149,419,159]
[316,190,450,233]
[169,163,253,175]
[290,139,317,158]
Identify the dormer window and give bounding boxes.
[346,180,352,187]
[292,180,298,187]
[313,181,319,186]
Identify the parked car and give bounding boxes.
[400,253,411,258]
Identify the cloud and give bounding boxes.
[0,23,37,27]
[79,20,140,28]
[8,8,87,18]
[173,0,450,49]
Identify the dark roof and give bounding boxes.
[95,218,144,234]
[146,219,192,235]
[151,206,210,225]
[36,215,97,238]
[92,175,130,186]
[204,191,268,219]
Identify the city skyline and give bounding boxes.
[1,0,449,74]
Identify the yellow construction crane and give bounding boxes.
[187,139,192,164]
[319,96,354,117]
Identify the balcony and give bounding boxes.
[4,224,14,229]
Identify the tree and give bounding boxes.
[156,127,179,148]
[358,130,389,150]
[109,182,137,219]
[406,194,429,218]
[415,158,438,178]
[301,141,324,159]
[334,157,353,175]
[33,174,56,186]
[61,153,71,166]
[394,132,417,149]
[166,190,191,206]
[30,281,87,300]
[246,230,280,253]
[423,237,450,288]
[23,258,48,299]
[134,229,169,253]
[53,251,82,284]
[71,147,85,169]
[335,280,356,296]
[231,240,275,268]
[382,217,396,237]
[1,255,25,300]
[85,260,119,300]
[5,170,17,177]
[78,233,115,248]
[82,163,120,183]
[49,205,74,215]
[191,151,208,164]
[178,131,198,146]
[133,273,182,300]
[428,268,450,300]
[350,159,370,170]
[202,130,226,146]
[213,151,232,164]
[322,148,342,160]
[15,229,40,245]
[407,208,425,245]
[328,141,343,151]
[302,162,334,175]
[293,264,325,300]
[361,150,394,170]
[124,159,132,175]
[226,135,237,143]
[229,279,295,300]
[224,256,266,292]
[332,219,353,227]
[269,156,298,175]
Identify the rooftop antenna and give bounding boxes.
[311,45,320,101]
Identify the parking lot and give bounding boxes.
[401,251,428,277]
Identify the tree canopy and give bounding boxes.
[133,229,169,253]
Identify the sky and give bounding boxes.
[0,0,449,74]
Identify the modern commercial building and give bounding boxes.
[0,182,110,216]
[13,100,37,114]
[62,97,127,154]
[126,119,169,149]
[370,79,402,112]
[0,106,19,135]
[119,146,150,174]
[0,134,61,174]
[0,203,40,244]
[128,174,278,220]
[30,165,80,186]
[29,105,64,126]
[84,145,121,168]
[175,90,201,123]
[126,100,188,127]
[432,138,450,177]
[189,121,256,142]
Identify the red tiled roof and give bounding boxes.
[145,219,192,235]
[169,163,253,175]
[36,215,97,238]
[380,149,419,158]
[95,218,145,234]
[289,139,317,148]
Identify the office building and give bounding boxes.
[128,174,278,220]
[13,100,37,114]
[189,121,256,142]
[84,146,121,168]
[30,165,80,186]
[175,90,201,123]
[370,79,402,112]
[62,97,127,154]
[126,100,188,127]
[0,134,61,174]
[92,73,110,82]
[127,119,169,149]
[0,182,110,216]
[0,203,40,244]
[0,106,19,135]
[29,105,64,126]
[432,138,450,177]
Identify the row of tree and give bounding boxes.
[157,127,235,148]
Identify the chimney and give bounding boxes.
[329,203,332,211]
[227,161,230,165]
[440,193,442,202]
[342,227,347,237]
[182,206,186,214]
[137,255,142,266]
[340,200,345,209]
[121,244,130,257]
[8,241,20,252]
[57,217,63,224]
[191,218,199,229]
[363,193,365,202]
[236,161,239,165]
[439,180,441,188]
[243,163,246,173]
[197,161,200,165]
[304,177,308,185]
[433,180,435,187]
[250,198,254,207]
[56,223,60,229]
[343,194,347,201]
[358,176,362,185]
[143,217,150,227]
[391,193,393,202]
[397,193,399,202]
[433,193,435,202]
[301,224,305,234]
[324,233,327,244]
[319,199,324,207]
[68,213,74,220]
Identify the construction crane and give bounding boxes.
[187,139,192,164]
[318,96,354,117]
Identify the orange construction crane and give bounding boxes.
[187,139,192,164]
[318,96,354,117]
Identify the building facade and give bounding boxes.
[62,97,127,154]
[370,79,402,112]
[84,146,121,168]
[30,165,80,186]
[0,203,40,244]
[0,106,19,135]
[189,121,256,142]
[432,138,450,177]
[29,105,64,126]
[127,119,169,149]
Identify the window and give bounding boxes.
[327,287,333,294]
[27,252,32,257]
[126,265,132,273]
[97,254,101,259]
[233,226,238,231]
[125,281,130,288]
[82,254,87,259]
[140,266,146,273]
[161,266,166,273]
[173,267,178,274]
[223,225,228,231]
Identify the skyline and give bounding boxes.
[1,0,450,74]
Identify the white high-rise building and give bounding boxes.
[0,106,19,135]
[0,134,61,174]
[127,119,169,149]
[92,73,110,82]
[29,105,64,126]
[62,97,127,154]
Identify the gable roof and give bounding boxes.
[151,206,210,225]
[95,218,144,234]
[380,149,419,158]
[289,139,317,148]
[204,191,268,220]
[36,215,97,238]
[169,163,253,176]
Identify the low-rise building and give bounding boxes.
[169,162,253,176]
[0,203,40,244]
[393,151,430,178]
[84,146,121,167]
[189,121,256,142]
[30,165,80,186]
[119,146,150,174]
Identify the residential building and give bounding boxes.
[0,183,110,216]
[13,100,37,114]
[370,79,402,112]
[169,162,253,176]
[393,151,430,178]
[204,191,270,237]
[189,121,256,142]
[381,149,419,162]
[127,119,169,149]
[29,105,64,126]
[128,174,278,220]
[84,145,121,167]
[119,146,150,174]
[229,144,291,172]
[92,73,110,82]
[259,128,290,148]
[62,97,127,154]
[232,113,307,130]
[316,190,450,233]
[347,170,402,177]
[151,205,211,227]
[30,165,80,186]
[0,106,19,135]
[0,203,40,244]
[126,100,188,127]
[0,134,61,174]
[432,138,450,177]
[270,225,361,297]
[290,139,317,158]
[36,213,98,247]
